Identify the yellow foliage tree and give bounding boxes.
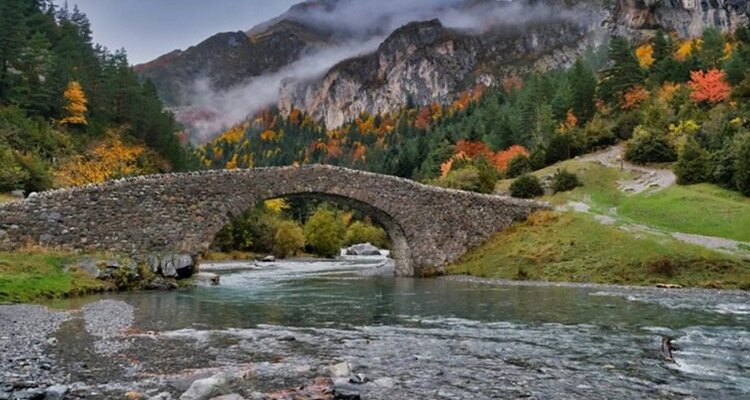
[264,198,290,215]
[54,134,145,187]
[675,39,702,61]
[635,43,655,68]
[60,81,88,126]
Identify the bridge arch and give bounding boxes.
[0,165,545,277]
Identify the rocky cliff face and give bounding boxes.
[614,0,749,38]
[137,0,750,137]
[279,1,610,128]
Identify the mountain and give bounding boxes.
[135,0,750,140]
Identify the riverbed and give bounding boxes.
[1,255,749,399]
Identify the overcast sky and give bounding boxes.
[55,0,300,65]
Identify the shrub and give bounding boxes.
[435,166,481,192]
[545,133,574,165]
[528,147,547,170]
[624,127,676,164]
[304,208,345,258]
[510,174,544,198]
[735,133,750,196]
[0,147,28,191]
[709,147,736,188]
[273,221,305,258]
[506,154,531,178]
[345,221,389,249]
[551,169,582,193]
[674,138,709,185]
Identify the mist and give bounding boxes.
[182,0,578,142]
[182,37,384,142]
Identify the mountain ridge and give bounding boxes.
[135,0,750,139]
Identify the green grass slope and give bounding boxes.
[450,160,750,289]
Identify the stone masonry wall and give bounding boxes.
[0,165,547,276]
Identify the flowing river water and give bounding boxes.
[30,256,750,398]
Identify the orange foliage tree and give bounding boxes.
[621,85,649,110]
[493,145,530,173]
[688,69,731,104]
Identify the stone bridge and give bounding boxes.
[0,165,546,276]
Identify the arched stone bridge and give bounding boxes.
[0,165,546,276]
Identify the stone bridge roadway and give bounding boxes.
[0,165,546,276]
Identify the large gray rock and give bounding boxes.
[152,254,195,277]
[345,243,381,256]
[76,258,101,279]
[179,371,241,400]
[44,384,69,400]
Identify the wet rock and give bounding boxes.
[277,335,296,342]
[372,377,394,388]
[44,385,69,400]
[210,395,244,400]
[345,243,381,256]
[12,388,45,400]
[195,272,220,286]
[260,255,276,262]
[179,372,239,400]
[148,393,174,400]
[656,283,683,289]
[330,362,352,377]
[348,374,369,384]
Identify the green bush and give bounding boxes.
[434,166,482,192]
[304,208,346,258]
[551,169,582,193]
[674,138,709,185]
[273,221,305,259]
[709,146,737,188]
[624,127,676,164]
[735,133,750,196]
[528,147,547,170]
[345,221,389,249]
[510,174,544,198]
[0,146,29,191]
[506,154,531,178]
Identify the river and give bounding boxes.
[9,255,750,399]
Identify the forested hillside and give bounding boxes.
[0,0,195,194]
[201,27,750,197]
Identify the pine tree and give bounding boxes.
[13,32,54,114]
[599,37,645,103]
[60,80,88,125]
[569,59,597,122]
[675,138,709,184]
[0,0,29,100]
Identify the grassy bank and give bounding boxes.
[0,251,108,303]
[449,211,750,289]
[453,158,750,289]
[497,160,750,242]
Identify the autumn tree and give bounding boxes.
[54,133,145,187]
[60,80,88,125]
[273,221,305,259]
[688,69,731,104]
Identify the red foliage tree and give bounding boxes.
[688,69,731,104]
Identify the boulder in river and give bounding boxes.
[195,272,220,286]
[345,243,381,256]
[260,255,276,262]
